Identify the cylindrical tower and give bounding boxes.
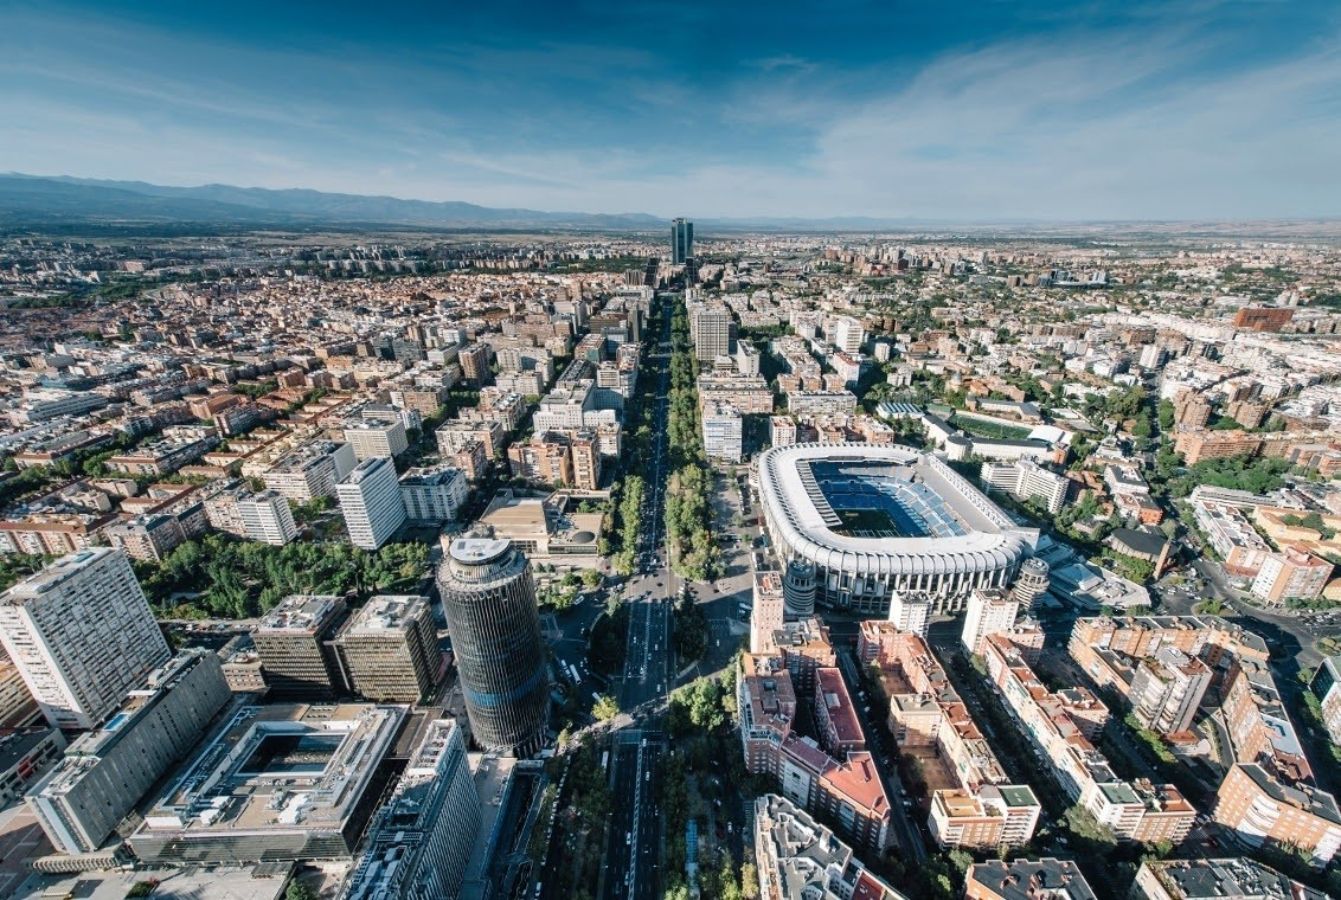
[1007,556,1050,614]
[437,537,549,756]
[782,557,817,619]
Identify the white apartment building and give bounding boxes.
[263,441,357,503]
[888,591,931,637]
[0,548,171,730]
[400,465,469,523]
[338,457,407,550]
[703,401,744,463]
[236,490,299,546]
[961,587,1019,656]
[829,316,865,355]
[344,419,409,460]
[980,459,1069,513]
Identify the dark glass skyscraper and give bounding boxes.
[671,217,693,265]
[437,537,549,756]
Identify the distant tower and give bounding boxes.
[671,218,694,266]
[1008,557,1051,614]
[782,558,817,619]
[437,537,549,757]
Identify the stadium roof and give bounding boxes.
[758,443,1031,578]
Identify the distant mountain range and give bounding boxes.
[2,173,1340,237]
[0,174,668,231]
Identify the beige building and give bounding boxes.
[335,595,442,703]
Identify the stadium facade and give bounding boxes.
[757,444,1036,615]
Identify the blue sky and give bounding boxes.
[2,1,1340,220]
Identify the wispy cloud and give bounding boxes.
[0,0,1338,218]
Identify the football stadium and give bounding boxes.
[757,443,1035,615]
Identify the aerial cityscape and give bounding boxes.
[1,2,1340,900]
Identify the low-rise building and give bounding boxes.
[1131,857,1329,900]
[964,858,1096,900]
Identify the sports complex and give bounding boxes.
[756,443,1036,615]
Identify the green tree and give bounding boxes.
[591,694,619,721]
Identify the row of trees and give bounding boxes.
[136,533,428,619]
[611,475,644,575]
[664,301,722,582]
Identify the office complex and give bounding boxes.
[337,456,407,550]
[757,444,1032,615]
[436,537,549,756]
[252,595,349,698]
[130,703,406,863]
[0,548,171,729]
[27,650,231,855]
[344,719,480,900]
[671,217,693,265]
[236,489,299,545]
[335,595,442,703]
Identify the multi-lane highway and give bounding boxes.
[600,295,676,900]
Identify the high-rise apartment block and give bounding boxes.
[1128,647,1212,734]
[399,464,469,523]
[750,571,785,655]
[263,440,357,502]
[981,459,1069,513]
[1311,657,1341,745]
[344,418,409,460]
[688,300,734,362]
[0,548,170,730]
[702,401,743,463]
[335,595,441,703]
[236,489,299,545]
[887,590,931,637]
[344,719,480,900]
[252,594,349,698]
[1212,763,1340,865]
[27,650,231,854]
[1173,391,1212,430]
[961,587,1019,656]
[829,316,865,355]
[1250,547,1332,605]
[436,538,549,756]
[337,456,407,550]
